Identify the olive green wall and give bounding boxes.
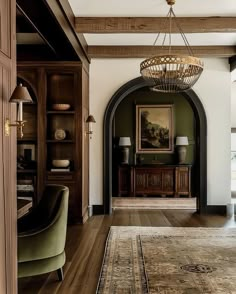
[114,87,195,165]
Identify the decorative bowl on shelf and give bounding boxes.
[54,129,66,140]
[51,103,71,111]
[52,159,70,168]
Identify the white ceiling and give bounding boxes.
[68,0,236,46]
[69,0,236,17]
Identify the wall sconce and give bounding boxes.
[5,83,33,138]
[86,115,96,139]
[176,136,189,164]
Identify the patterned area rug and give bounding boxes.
[96,226,236,294]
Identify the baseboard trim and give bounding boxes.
[203,205,226,215]
[92,205,104,215]
[92,204,227,215]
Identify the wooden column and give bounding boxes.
[0,0,17,293]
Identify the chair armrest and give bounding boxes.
[18,193,69,263]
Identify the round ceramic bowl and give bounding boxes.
[52,159,70,168]
[51,104,71,111]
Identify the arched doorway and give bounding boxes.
[103,77,207,214]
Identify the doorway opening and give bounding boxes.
[103,77,207,214]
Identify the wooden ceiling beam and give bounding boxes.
[75,17,236,34]
[17,0,90,67]
[88,46,236,58]
[45,0,90,67]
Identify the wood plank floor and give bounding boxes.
[18,209,236,294]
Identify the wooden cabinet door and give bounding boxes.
[175,166,191,197]
[162,168,175,193]
[135,168,146,194]
[146,169,162,193]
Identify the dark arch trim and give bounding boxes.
[103,77,207,214]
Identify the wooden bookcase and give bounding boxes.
[17,62,89,223]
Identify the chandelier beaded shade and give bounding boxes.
[140,0,204,93]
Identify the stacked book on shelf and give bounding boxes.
[17,184,34,192]
[50,167,70,172]
[17,179,34,200]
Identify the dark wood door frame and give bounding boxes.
[0,0,17,292]
[103,77,207,214]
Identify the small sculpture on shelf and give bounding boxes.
[54,129,66,140]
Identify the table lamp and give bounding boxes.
[176,136,189,164]
[119,137,131,164]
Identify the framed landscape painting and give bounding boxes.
[136,104,174,153]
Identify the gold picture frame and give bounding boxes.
[136,104,174,154]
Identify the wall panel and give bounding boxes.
[0,0,17,293]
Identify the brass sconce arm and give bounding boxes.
[5,118,27,139]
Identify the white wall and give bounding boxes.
[231,81,236,127]
[89,58,231,206]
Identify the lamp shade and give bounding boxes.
[119,137,131,146]
[86,115,96,123]
[176,136,189,146]
[9,83,33,103]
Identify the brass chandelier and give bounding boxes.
[140,0,204,93]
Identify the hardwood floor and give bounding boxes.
[18,209,236,294]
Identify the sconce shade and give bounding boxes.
[119,137,131,146]
[9,83,33,103]
[176,136,189,146]
[86,115,96,123]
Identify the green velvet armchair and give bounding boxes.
[18,184,69,281]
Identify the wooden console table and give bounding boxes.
[117,165,191,197]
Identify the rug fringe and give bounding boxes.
[95,227,112,294]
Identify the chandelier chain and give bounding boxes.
[153,9,170,47]
[171,9,194,56]
[168,7,172,54]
